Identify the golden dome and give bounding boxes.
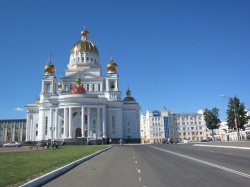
[81,29,89,37]
[126,89,131,96]
[70,40,99,55]
[70,28,99,56]
[107,59,118,72]
[76,77,82,85]
[44,61,56,74]
[36,97,40,104]
[58,82,62,89]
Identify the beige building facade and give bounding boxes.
[141,108,210,143]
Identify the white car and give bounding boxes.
[3,142,22,147]
[183,139,191,143]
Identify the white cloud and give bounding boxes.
[14,107,25,112]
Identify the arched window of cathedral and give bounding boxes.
[110,81,115,89]
[87,84,89,91]
[85,115,87,125]
[46,83,51,93]
[112,116,115,133]
[93,119,96,133]
[87,57,89,61]
[92,84,95,91]
[61,120,64,134]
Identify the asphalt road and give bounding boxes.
[42,142,250,187]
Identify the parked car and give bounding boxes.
[183,139,191,143]
[3,142,22,147]
[201,139,209,142]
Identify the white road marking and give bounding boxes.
[138,169,141,173]
[138,177,142,182]
[193,144,250,150]
[150,146,250,179]
[135,161,137,163]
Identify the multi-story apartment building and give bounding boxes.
[0,119,26,143]
[173,110,210,142]
[141,108,210,143]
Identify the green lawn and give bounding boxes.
[0,145,108,187]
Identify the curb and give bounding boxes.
[20,146,113,187]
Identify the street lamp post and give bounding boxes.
[50,126,55,149]
[220,94,239,141]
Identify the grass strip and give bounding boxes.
[0,145,107,187]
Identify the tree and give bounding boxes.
[226,96,249,138]
[203,108,221,141]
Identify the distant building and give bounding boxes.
[0,119,26,143]
[140,108,210,143]
[140,106,173,143]
[25,27,141,144]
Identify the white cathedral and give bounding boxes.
[25,27,141,144]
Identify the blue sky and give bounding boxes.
[0,0,249,120]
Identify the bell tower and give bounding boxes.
[105,58,121,101]
[40,56,57,102]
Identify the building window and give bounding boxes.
[87,84,89,91]
[110,81,115,89]
[127,122,130,135]
[92,84,95,91]
[45,117,48,135]
[61,120,64,134]
[85,115,87,125]
[98,84,101,91]
[46,83,51,93]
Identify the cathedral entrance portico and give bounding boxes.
[60,105,106,141]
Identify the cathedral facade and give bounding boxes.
[25,27,140,144]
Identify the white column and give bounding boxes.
[69,107,72,138]
[87,107,90,137]
[81,107,85,137]
[55,109,58,139]
[102,107,106,138]
[64,108,68,138]
[26,114,30,141]
[97,107,100,138]
[50,108,53,139]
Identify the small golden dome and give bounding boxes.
[58,82,62,89]
[123,88,136,101]
[107,59,118,72]
[81,29,89,38]
[44,61,56,74]
[76,77,82,85]
[126,89,131,96]
[36,97,40,104]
